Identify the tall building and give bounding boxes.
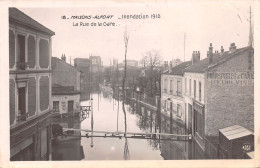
[184,43,254,159]
[89,55,101,73]
[9,8,55,160]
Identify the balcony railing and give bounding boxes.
[176,91,182,97]
[17,112,29,122]
[16,62,28,70]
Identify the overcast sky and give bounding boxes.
[20,0,253,66]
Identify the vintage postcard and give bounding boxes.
[0,0,259,167]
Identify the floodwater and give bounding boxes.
[52,90,199,160]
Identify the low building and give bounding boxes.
[184,43,254,159]
[126,59,138,67]
[161,61,192,127]
[9,8,55,160]
[52,84,80,116]
[51,57,81,115]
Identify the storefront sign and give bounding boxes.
[208,72,254,86]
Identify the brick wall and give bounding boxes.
[206,49,254,136]
[39,39,49,68]
[10,79,15,125]
[52,60,79,90]
[28,77,36,116]
[40,76,49,111]
[28,35,36,68]
[9,30,15,68]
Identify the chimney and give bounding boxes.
[61,54,66,62]
[164,61,168,71]
[220,46,224,54]
[207,43,213,64]
[169,61,172,72]
[229,43,237,53]
[192,51,200,64]
[191,51,195,64]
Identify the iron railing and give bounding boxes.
[16,62,28,70]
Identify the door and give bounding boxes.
[18,87,26,121]
[188,104,192,131]
[68,101,74,113]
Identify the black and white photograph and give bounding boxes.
[0,0,259,167]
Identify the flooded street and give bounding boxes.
[52,90,195,160]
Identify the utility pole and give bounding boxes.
[117,59,119,132]
[184,33,186,62]
[90,98,94,148]
[248,6,253,47]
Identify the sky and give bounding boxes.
[19,0,253,66]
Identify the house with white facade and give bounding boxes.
[161,61,192,127]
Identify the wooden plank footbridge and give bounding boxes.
[65,105,192,141]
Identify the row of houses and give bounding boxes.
[161,43,254,158]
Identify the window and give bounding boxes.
[177,104,182,118]
[53,101,59,112]
[17,35,26,70]
[189,79,191,95]
[164,78,168,93]
[18,86,27,121]
[199,82,201,101]
[194,80,196,98]
[177,81,182,97]
[170,80,173,94]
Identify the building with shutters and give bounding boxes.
[184,43,254,159]
[161,61,192,127]
[9,8,55,160]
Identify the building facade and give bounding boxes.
[184,43,254,158]
[9,8,55,160]
[52,84,80,115]
[51,57,81,115]
[161,61,192,127]
[52,56,81,91]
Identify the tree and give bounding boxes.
[142,49,161,71]
[140,50,162,97]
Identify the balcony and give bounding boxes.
[176,91,182,97]
[16,62,28,70]
[16,112,29,122]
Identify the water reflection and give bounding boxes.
[52,115,85,160]
[52,89,197,160]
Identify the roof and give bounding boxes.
[89,56,101,59]
[168,61,192,76]
[185,46,250,73]
[219,125,253,140]
[9,8,55,36]
[52,57,81,72]
[52,83,80,95]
